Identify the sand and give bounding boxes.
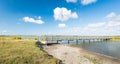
[44,44,120,64]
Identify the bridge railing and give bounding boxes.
[38,36,111,41]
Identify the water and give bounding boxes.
[61,41,120,59]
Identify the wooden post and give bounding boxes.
[101,39,103,42]
[57,40,59,44]
[68,40,70,44]
[76,40,78,45]
[88,40,90,44]
[83,40,85,43]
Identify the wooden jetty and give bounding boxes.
[38,36,111,45]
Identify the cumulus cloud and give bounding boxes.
[23,16,44,24]
[106,12,116,18]
[74,12,120,35]
[107,21,120,27]
[54,7,78,21]
[77,12,120,32]
[106,12,120,22]
[54,12,120,36]
[81,0,97,5]
[58,23,67,28]
[66,0,77,3]
[106,12,120,27]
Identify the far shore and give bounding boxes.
[44,44,120,64]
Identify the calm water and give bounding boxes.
[61,41,120,59]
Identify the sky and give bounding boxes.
[0,0,120,36]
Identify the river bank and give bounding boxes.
[44,44,120,64]
[0,40,61,64]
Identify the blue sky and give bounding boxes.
[0,0,120,36]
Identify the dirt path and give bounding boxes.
[44,45,120,64]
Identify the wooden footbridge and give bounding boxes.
[38,36,112,44]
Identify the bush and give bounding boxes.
[34,38,38,40]
[12,36,21,40]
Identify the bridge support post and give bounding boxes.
[88,40,90,44]
[83,40,85,43]
[57,40,59,44]
[101,39,103,42]
[76,40,78,45]
[92,39,95,43]
[68,40,70,44]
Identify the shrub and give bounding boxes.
[12,36,22,40]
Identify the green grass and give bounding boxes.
[0,40,61,64]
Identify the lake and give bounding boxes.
[61,41,120,59]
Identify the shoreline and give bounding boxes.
[44,44,120,64]
[70,45,120,63]
[70,45,120,60]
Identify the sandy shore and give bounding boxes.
[44,44,120,64]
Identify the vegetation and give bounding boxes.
[0,38,61,64]
[110,36,120,41]
[12,36,22,40]
[0,36,22,40]
[0,35,119,64]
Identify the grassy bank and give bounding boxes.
[110,36,120,41]
[0,40,61,64]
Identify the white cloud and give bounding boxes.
[71,12,78,19]
[87,22,106,28]
[23,16,44,24]
[58,23,67,28]
[82,12,120,29]
[106,12,116,18]
[66,0,77,3]
[107,21,120,27]
[54,7,78,21]
[106,12,120,27]
[81,0,97,5]
[106,12,120,22]
[53,12,120,36]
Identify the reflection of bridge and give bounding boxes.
[38,36,112,44]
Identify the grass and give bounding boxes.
[0,40,61,64]
[0,35,119,64]
[110,36,120,41]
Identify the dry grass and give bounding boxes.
[110,36,120,41]
[0,40,61,64]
